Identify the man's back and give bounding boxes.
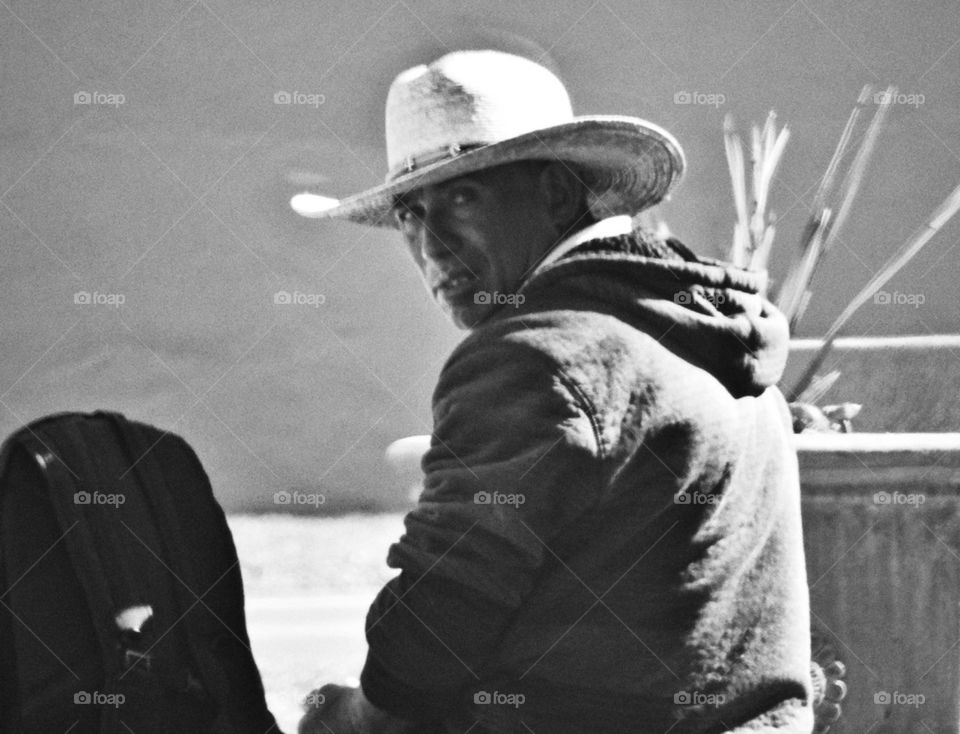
[363,232,812,733]
[470,328,809,731]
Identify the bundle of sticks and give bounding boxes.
[724,86,960,404]
[723,111,790,272]
[776,85,894,331]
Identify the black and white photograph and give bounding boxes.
[1,1,959,732]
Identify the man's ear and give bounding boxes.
[537,162,588,235]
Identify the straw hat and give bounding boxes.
[291,49,685,227]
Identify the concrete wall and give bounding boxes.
[785,335,960,432]
[798,432,960,734]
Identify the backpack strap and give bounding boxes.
[107,414,280,733]
[14,423,128,733]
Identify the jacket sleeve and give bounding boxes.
[359,335,606,721]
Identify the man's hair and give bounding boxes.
[516,160,599,237]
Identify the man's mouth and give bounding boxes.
[433,271,478,298]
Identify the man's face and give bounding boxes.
[393,161,560,329]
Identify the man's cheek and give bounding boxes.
[450,299,490,330]
[402,234,427,269]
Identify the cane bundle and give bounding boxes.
[723,111,790,272]
[721,85,960,412]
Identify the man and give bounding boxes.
[294,50,812,733]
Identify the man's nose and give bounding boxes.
[418,207,459,261]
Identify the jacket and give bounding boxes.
[359,228,813,733]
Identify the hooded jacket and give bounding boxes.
[360,229,813,733]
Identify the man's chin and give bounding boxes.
[441,299,491,330]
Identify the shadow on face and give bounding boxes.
[393,160,593,329]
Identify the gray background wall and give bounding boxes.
[1,0,958,511]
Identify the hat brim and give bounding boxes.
[292,116,685,227]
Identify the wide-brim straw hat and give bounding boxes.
[291,49,686,227]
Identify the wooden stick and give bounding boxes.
[813,85,872,212]
[761,127,791,210]
[796,369,841,405]
[778,208,831,325]
[725,112,788,272]
[776,89,868,321]
[820,86,894,257]
[776,85,889,329]
[788,179,960,400]
[724,114,750,266]
[751,122,764,253]
[750,220,776,272]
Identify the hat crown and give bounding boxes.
[385,50,574,178]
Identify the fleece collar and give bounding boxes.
[516,228,790,397]
[527,215,634,282]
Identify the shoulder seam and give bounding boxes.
[555,368,607,461]
[443,327,608,461]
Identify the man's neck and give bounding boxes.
[526,215,634,282]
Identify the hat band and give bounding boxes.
[386,142,487,182]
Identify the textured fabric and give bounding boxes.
[528,214,633,278]
[360,228,812,733]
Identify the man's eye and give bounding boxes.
[449,187,477,206]
[395,204,423,225]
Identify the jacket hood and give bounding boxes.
[517,232,790,398]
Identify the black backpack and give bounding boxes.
[0,411,282,733]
